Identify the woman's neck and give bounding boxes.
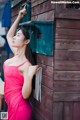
[15,46,26,60]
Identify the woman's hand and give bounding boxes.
[18,5,27,18]
[28,65,39,77]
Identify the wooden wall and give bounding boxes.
[53,4,80,119]
[31,0,54,120]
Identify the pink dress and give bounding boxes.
[3,60,32,120]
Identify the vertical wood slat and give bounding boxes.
[73,102,80,120]
[53,102,63,120]
[64,102,73,120]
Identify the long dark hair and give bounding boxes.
[20,27,36,90]
[19,27,36,65]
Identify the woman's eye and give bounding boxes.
[17,34,20,37]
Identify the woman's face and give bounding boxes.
[12,29,27,48]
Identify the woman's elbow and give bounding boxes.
[22,90,31,99]
[6,34,9,39]
[6,33,12,39]
[22,93,29,99]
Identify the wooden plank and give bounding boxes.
[56,38,80,42]
[32,0,55,16]
[33,107,45,120]
[54,71,80,81]
[11,5,20,17]
[44,109,53,120]
[32,85,53,119]
[31,10,54,20]
[11,0,22,8]
[37,54,54,67]
[37,63,53,78]
[53,102,63,120]
[55,33,80,40]
[41,64,53,78]
[55,50,80,61]
[55,41,80,50]
[53,102,80,120]
[42,75,53,90]
[54,80,80,92]
[55,61,80,71]
[56,28,80,37]
[41,85,53,111]
[73,102,80,120]
[64,102,73,120]
[32,0,47,7]
[31,0,36,2]
[54,92,80,101]
[56,19,80,29]
[55,5,80,20]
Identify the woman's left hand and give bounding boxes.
[18,5,27,18]
[28,65,39,77]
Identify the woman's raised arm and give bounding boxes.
[6,6,27,55]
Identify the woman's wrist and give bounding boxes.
[16,6,26,22]
[17,14,22,20]
[24,72,34,78]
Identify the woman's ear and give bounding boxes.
[25,39,30,45]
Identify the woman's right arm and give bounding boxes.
[0,79,4,95]
[6,6,26,55]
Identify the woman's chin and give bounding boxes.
[12,45,17,47]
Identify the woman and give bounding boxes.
[0,6,39,120]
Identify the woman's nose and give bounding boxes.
[12,36,16,42]
[13,36,17,41]
[13,36,16,39]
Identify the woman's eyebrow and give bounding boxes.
[16,32,21,35]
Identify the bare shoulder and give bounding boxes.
[18,60,32,73]
[4,57,13,65]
